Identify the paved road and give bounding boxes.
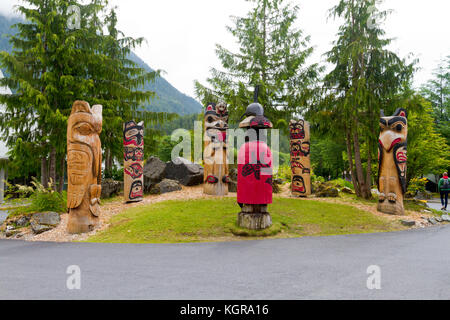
[1,226,450,300]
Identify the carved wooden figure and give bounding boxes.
[237,97,273,230]
[289,119,311,196]
[124,121,144,203]
[67,101,103,234]
[377,108,408,215]
[203,102,229,196]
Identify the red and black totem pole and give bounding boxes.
[237,87,273,230]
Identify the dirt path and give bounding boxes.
[14,184,434,242]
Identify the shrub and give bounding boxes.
[407,177,428,195]
[12,178,66,213]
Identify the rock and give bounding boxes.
[421,209,432,213]
[315,183,339,198]
[156,179,182,194]
[415,191,432,200]
[31,223,53,234]
[401,220,415,227]
[5,228,21,238]
[436,217,443,222]
[30,212,61,234]
[428,217,437,225]
[16,216,30,227]
[164,157,204,186]
[101,179,122,199]
[341,187,354,194]
[228,180,237,193]
[441,215,450,222]
[144,156,167,192]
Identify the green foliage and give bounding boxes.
[103,167,123,181]
[328,178,354,190]
[407,177,428,195]
[11,178,65,213]
[308,0,416,199]
[407,96,450,178]
[156,135,180,162]
[420,56,450,145]
[311,174,325,183]
[195,0,320,127]
[310,136,346,179]
[275,164,291,182]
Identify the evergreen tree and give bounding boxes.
[0,0,164,189]
[308,0,415,199]
[195,0,320,125]
[420,56,450,144]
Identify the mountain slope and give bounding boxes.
[0,14,202,115]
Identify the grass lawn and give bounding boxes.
[86,197,405,244]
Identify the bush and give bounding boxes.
[407,177,428,195]
[311,175,325,183]
[275,164,291,182]
[104,167,123,181]
[12,178,66,213]
[329,178,354,190]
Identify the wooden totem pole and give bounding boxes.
[67,101,103,234]
[203,102,229,196]
[237,89,273,230]
[124,121,144,203]
[377,108,408,215]
[289,120,311,197]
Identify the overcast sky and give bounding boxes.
[1,0,449,100]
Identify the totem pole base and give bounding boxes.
[67,209,99,234]
[377,201,405,216]
[237,205,272,230]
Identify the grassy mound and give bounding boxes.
[86,197,403,243]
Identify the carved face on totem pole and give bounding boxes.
[124,121,144,202]
[290,119,311,197]
[67,101,103,234]
[203,102,229,196]
[377,108,408,215]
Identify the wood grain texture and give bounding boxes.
[203,103,229,196]
[67,101,102,234]
[123,121,144,203]
[290,119,311,197]
[377,108,408,215]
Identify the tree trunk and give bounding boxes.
[49,148,57,190]
[346,128,361,197]
[365,139,373,199]
[58,155,65,193]
[353,127,369,199]
[41,156,48,188]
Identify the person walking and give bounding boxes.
[438,172,450,211]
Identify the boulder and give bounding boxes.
[415,191,432,200]
[341,187,354,194]
[144,156,167,192]
[441,215,450,222]
[16,216,30,227]
[30,212,61,234]
[157,179,182,194]
[428,217,437,225]
[401,220,415,227]
[101,179,122,199]
[164,157,204,186]
[314,182,339,198]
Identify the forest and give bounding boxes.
[0,0,448,200]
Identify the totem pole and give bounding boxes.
[67,101,103,234]
[203,102,229,196]
[377,108,408,215]
[237,88,273,230]
[124,121,144,203]
[289,120,311,196]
